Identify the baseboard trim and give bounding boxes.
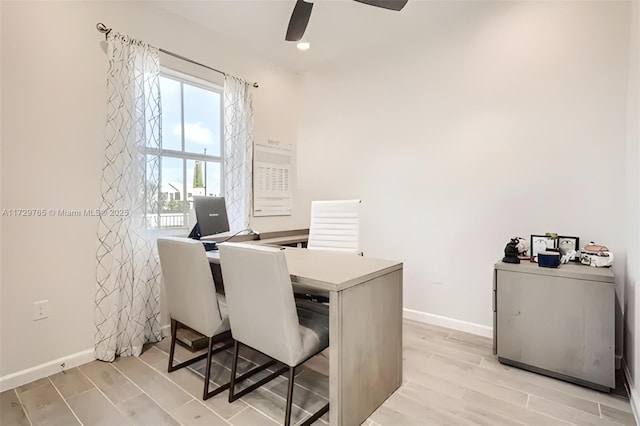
[403,308,493,338]
[623,360,640,426]
[0,348,95,392]
[161,324,171,338]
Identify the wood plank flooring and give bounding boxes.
[1,320,634,425]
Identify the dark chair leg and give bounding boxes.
[228,341,241,403]
[300,403,329,426]
[228,341,287,403]
[225,340,330,424]
[203,336,214,400]
[202,336,234,400]
[168,319,210,372]
[168,318,178,372]
[285,364,328,426]
[284,366,296,426]
[167,319,233,401]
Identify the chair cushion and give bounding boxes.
[295,300,329,364]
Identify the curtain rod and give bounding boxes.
[96,23,259,88]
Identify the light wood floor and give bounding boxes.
[1,320,635,426]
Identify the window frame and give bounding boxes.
[146,67,225,232]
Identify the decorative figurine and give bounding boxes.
[515,237,530,259]
[503,238,521,264]
[580,242,614,267]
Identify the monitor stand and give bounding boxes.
[188,223,201,240]
[189,223,218,251]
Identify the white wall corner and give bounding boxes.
[0,348,95,392]
[617,354,623,370]
[403,308,493,338]
[624,359,640,426]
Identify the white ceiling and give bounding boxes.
[151,0,463,73]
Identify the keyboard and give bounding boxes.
[294,292,329,304]
[202,241,218,251]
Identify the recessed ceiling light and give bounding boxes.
[296,42,311,51]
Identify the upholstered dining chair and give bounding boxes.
[307,199,361,255]
[157,237,233,400]
[218,242,330,426]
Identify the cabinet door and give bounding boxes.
[496,270,614,388]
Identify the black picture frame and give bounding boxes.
[558,236,580,260]
[530,234,556,262]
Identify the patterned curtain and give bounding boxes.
[95,32,162,362]
[223,76,254,231]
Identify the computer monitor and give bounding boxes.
[189,196,230,240]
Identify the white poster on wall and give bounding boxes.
[253,139,293,216]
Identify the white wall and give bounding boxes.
[624,0,640,415]
[297,1,630,332]
[0,1,302,379]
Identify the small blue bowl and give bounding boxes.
[538,251,561,268]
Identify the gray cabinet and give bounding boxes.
[493,260,615,391]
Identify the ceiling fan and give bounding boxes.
[285,0,408,42]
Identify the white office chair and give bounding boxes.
[157,237,274,400]
[218,242,330,426]
[308,199,361,254]
[300,199,362,303]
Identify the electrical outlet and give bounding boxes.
[33,300,48,321]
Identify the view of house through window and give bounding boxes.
[147,70,223,230]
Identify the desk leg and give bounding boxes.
[329,269,403,425]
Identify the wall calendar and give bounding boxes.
[253,139,293,216]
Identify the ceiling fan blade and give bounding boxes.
[352,0,408,11]
[285,0,314,42]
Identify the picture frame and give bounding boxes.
[530,234,556,262]
[558,236,580,259]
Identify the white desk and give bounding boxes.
[207,247,403,425]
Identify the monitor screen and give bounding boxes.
[192,196,230,238]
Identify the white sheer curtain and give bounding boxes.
[223,76,254,231]
[95,32,162,362]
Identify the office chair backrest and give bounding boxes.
[157,237,223,338]
[308,199,361,254]
[218,243,303,366]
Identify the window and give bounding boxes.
[146,70,223,230]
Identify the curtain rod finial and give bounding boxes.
[252,82,259,88]
[96,23,111,38]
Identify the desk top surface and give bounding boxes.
[208,247,402,292]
